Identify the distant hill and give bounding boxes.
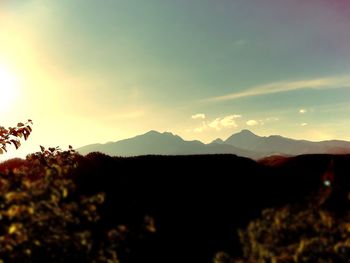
[78,130,263,159]
[224,130,350,156]
[77,130,350,159]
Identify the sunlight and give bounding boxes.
[0,65,19,113]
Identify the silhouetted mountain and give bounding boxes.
[211,138,225,144]
[225,129,261,149]
[225,130,350,155]
[78,130,263,159]
[78,130,350,158]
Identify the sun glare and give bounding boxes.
[0,66,19,113]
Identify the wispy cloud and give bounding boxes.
[203,76,350,103]
[257,117,280,126]
[191,114,242,132]
[246,120,259,126]
[208,115,240,130]
[191,113,206,120]
[193,124,207,133]
[301,123,308,126]
[265,117,279,122]
[299,108,307,114]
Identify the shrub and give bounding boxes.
[228,202,350,263]
[0,147,121,262]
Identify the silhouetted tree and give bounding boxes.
[0,123,155,262]
[0,120,33,154]
[0,147,123,262]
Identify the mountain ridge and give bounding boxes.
[77,130,350,159]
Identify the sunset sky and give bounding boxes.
[1,0,350,159]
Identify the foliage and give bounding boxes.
[212,160,350,263]
[226,201,350,263]
[0,146,128,262]
[0,120,33,154]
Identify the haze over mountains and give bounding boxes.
[78,130,350,159]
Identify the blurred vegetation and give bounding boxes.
[0,147,121,262]
[216,179,350,263]
[0,123,155,262]
[234,206,350,263]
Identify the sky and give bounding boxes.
[1,0,350,159]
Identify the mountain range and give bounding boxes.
[77,129,350,159]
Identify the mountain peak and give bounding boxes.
[162,131,175,136]
[137,130,184,144]
[224,129,261,148]
[144,130,176,137]
[238,129,257,136]
[144,130,162,135]
[211,138,225,144]
[226,129,260,141]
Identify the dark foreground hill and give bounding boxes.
[1,152,349,262]
[72,153,349,263]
